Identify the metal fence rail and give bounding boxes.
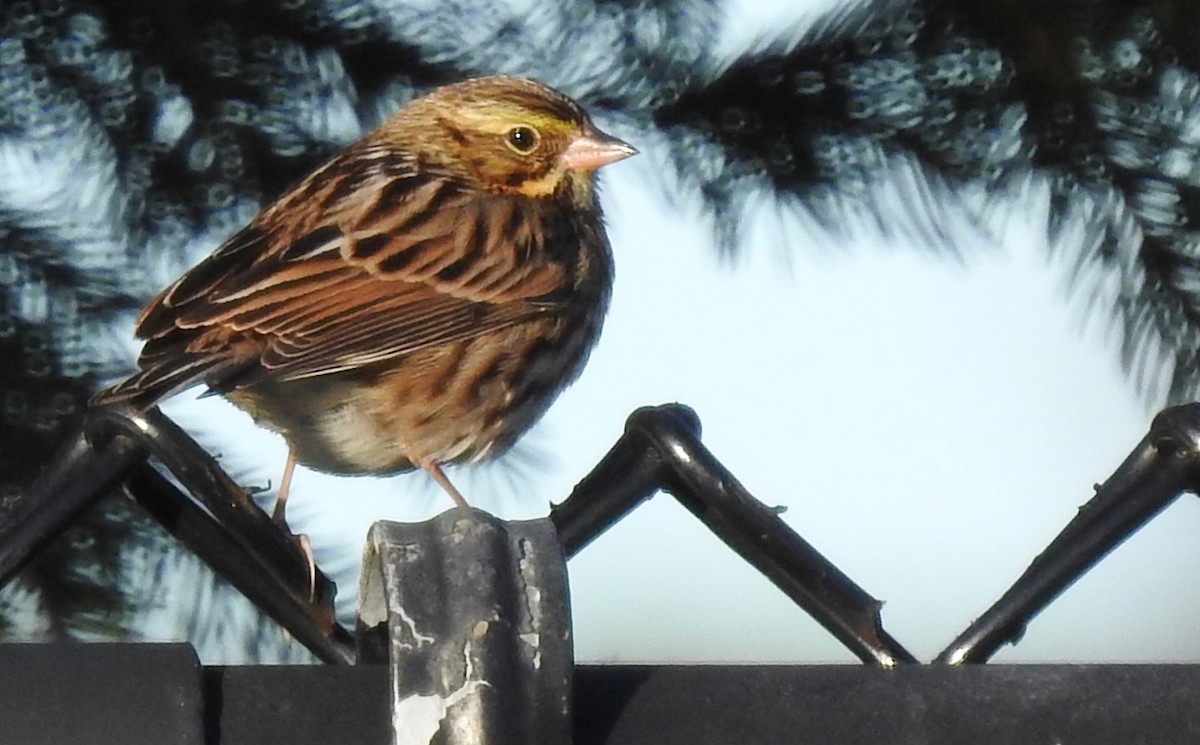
[4,643,1199,744]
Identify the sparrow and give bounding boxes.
[92,75,637,528]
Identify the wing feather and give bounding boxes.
[108,154,573,405]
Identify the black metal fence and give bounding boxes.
[3,401,1200,742]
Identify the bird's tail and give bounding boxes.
[89,356,228,411]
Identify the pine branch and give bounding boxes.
[658,0,1200,402]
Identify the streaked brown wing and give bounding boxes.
[134,164,569,388]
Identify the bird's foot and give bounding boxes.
[295,532,316,602]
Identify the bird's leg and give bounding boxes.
[273,449,297,526]
[272,449,316,599]
[421,459,470,509]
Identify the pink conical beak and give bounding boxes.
[561,127,638,171]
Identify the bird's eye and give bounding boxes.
[505,125,540,154]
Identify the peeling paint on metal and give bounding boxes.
[392,641,490,744]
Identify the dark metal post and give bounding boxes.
[357,511,572,745]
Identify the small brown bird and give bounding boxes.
[93,76,636,526]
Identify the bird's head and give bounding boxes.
[384,76,637,199]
